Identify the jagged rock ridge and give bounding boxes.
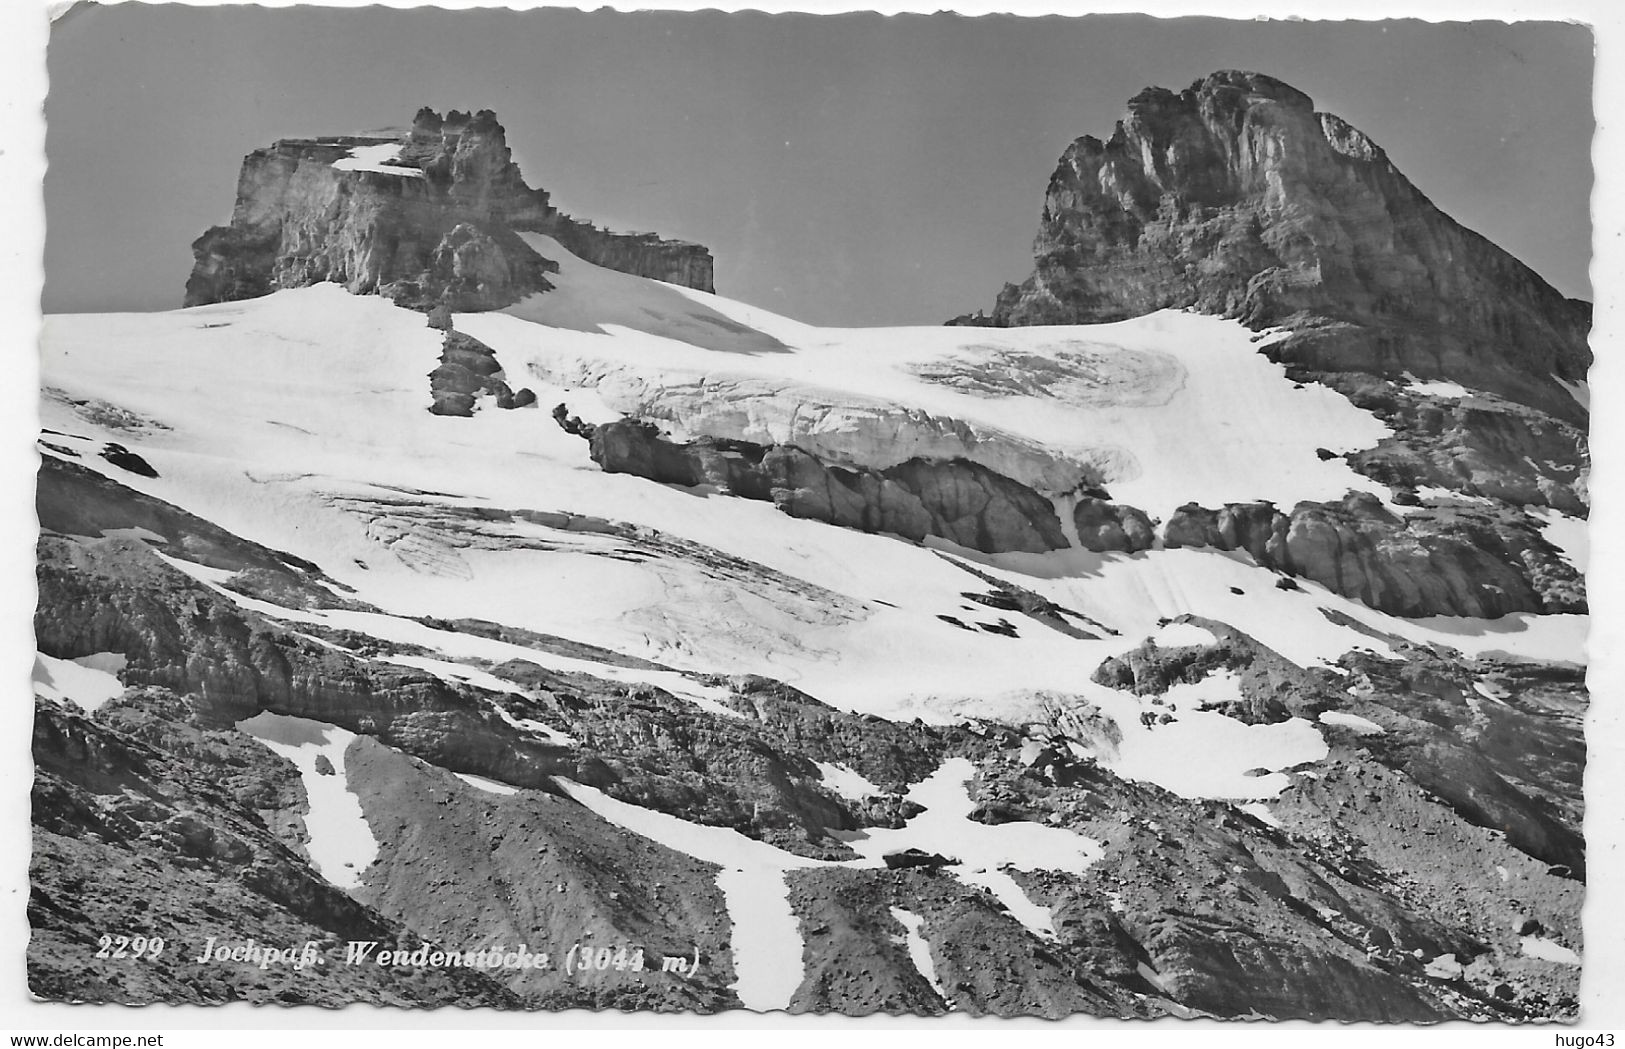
[186,107,714,312]
[958,71,1590,424]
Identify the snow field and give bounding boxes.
[455,236,1396,520]
[39,251,1585,823]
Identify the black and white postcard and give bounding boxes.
[13,0,1619,1031]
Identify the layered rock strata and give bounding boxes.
[186,107,713,311]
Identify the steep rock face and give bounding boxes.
[1161,493,1583,618]
[967,71,1590,423]
[485,660,936,858]
[1336,384,1589,515]
[186,108,713,311]
[1337,648,1587,878]
[581,417,1069,555]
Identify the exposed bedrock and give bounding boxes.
[574,414,1579,617]
[581,417,1069,555]
[186,108,713,311]
[1325,379,1590,515]
[36,531,588,789]
[36,459,583,791]
[1338,648,1587,879]
[1089,621,1586,877]
[1071,496,1156,553]
[428,328,536,416]
[1162,493,1584,618]
[1090,616,1341,726]
[960,71,1590,424]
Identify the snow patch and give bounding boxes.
[561,754,1102,1006]
[489,702,578,746]
[1148,622,1219,649]
[1424,953,1464,980]
[1106,707,1326,800]
[815,762,881,801]
[1529,508,1588,576]
[839,757,1101,939]
[331,142,424,178]
[1521,936,1580,966]
[1553,375,1589,411]
[1318,711,1386,736]
[555,778,819,1012]
[890,907,948,1005]
[236,712,379,891]
[1156,668,1245,712]
[1239,802,1282,829]
[33,652,126,712]
[455,773,521,796]
[1401,374,1471,399]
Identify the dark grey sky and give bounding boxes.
[44,5,1593,325]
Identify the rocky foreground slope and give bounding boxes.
[33,82,1588,1020]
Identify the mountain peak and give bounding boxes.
[184,108,714,312]
[962,70,1589,423]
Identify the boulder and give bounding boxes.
[1072,496,1155,553]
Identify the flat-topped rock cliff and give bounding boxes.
[185,108,713,311]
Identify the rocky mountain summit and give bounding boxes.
[186,107,713,311]
[956,71,1590,426]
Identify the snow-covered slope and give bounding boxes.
[461,234,1395,515]
[38,246,1585,806]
